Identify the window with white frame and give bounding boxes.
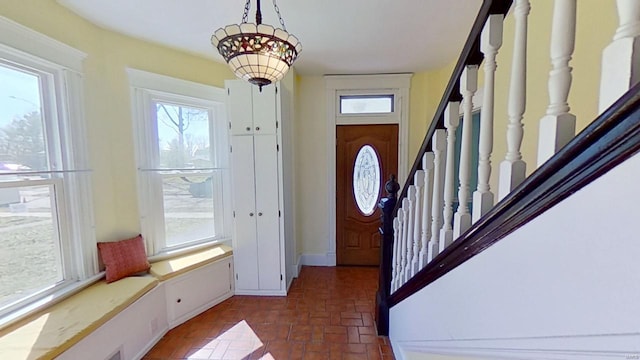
[129,69,230,255]
[0,17,95,320]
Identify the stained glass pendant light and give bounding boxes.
[211,0,302,90]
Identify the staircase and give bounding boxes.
[376,1,640,359]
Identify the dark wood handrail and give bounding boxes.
[389,82,640,307]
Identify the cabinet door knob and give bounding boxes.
[249,212,254,216]
[246,127,251,131]
[176,298,181,303]
[258,212,263,216]
[255,126,260,131]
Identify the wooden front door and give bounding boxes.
[336,124,398,266]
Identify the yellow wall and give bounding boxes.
[0,0,620,259]
[0,0,235,242]
[294,76,328,255]
[409,63,456,160]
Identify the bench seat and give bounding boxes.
[0,276,158,360]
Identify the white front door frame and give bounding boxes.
[325,74,412,266]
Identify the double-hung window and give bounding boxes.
[129,69,230,256]
[0,17,95,321]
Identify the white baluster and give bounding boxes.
[439,102,460,250]
[537,0,577,166]
[419,153,434,269]
[599,0,640,112]
[391,217,400,292]
[473,15,503,222]
[411,171,424,276]
[404,186,416,283]
[453,65,478,238]
[429,130,447,258]
[499,0,530,200]
[396,207,406,289]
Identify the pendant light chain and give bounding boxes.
[241,0,251,23]
[272,0,287,31]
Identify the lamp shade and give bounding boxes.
[212,23,302,89]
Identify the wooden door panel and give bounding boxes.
[336,124,398,266]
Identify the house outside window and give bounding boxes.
[128,69,231,256]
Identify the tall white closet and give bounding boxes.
[226,80,293,296]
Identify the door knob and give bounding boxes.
[249,212,254,216]
[246,126,251,131]
[258,212,263,216]
[255,126,260,131]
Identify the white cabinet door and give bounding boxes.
[231,136,259,290]
[254,135,282,290]
[165,258,232,325]
[227,80,254,136]
[252,85,277,135]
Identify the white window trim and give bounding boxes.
[325,74,411,266]
[127,69,231,256]
[0,15,95,328]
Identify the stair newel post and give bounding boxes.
[499,0,530,200]
[473,14,503,223]
[429,130,447,259]
[375,174,399,336]
[453,65,478,238]
[599,0,640,112]
[403,187,416,283]
[411,171,425,276]
[537,0,577,166]
[439,102,460,252]
[419,153,434,269]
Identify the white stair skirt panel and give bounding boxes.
[389,153,640,360]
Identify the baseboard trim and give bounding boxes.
[299,253,335,266]
[234,289,287,296]
[295,254,302,276]
[392,332,640,360]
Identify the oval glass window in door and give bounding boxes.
[353,144,381,216]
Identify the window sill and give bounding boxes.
[150,243,233,281]
[0,272,105,332]
[148,237,232,263]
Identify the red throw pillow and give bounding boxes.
[97,234,151,283]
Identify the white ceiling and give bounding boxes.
[57,0,483,76]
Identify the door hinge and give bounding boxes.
[280,274,283,281]
[275,86,278,94]
[278,210,281,217]
[228,122,232,129]
[228,263,231,268]
[230,145,233,153]
[276,144,280,152]
[227,88,230,95]
[236,273,238,280]
[276,121,279,129]
[233,211,236,218]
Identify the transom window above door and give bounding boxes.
[339,95,394,114]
